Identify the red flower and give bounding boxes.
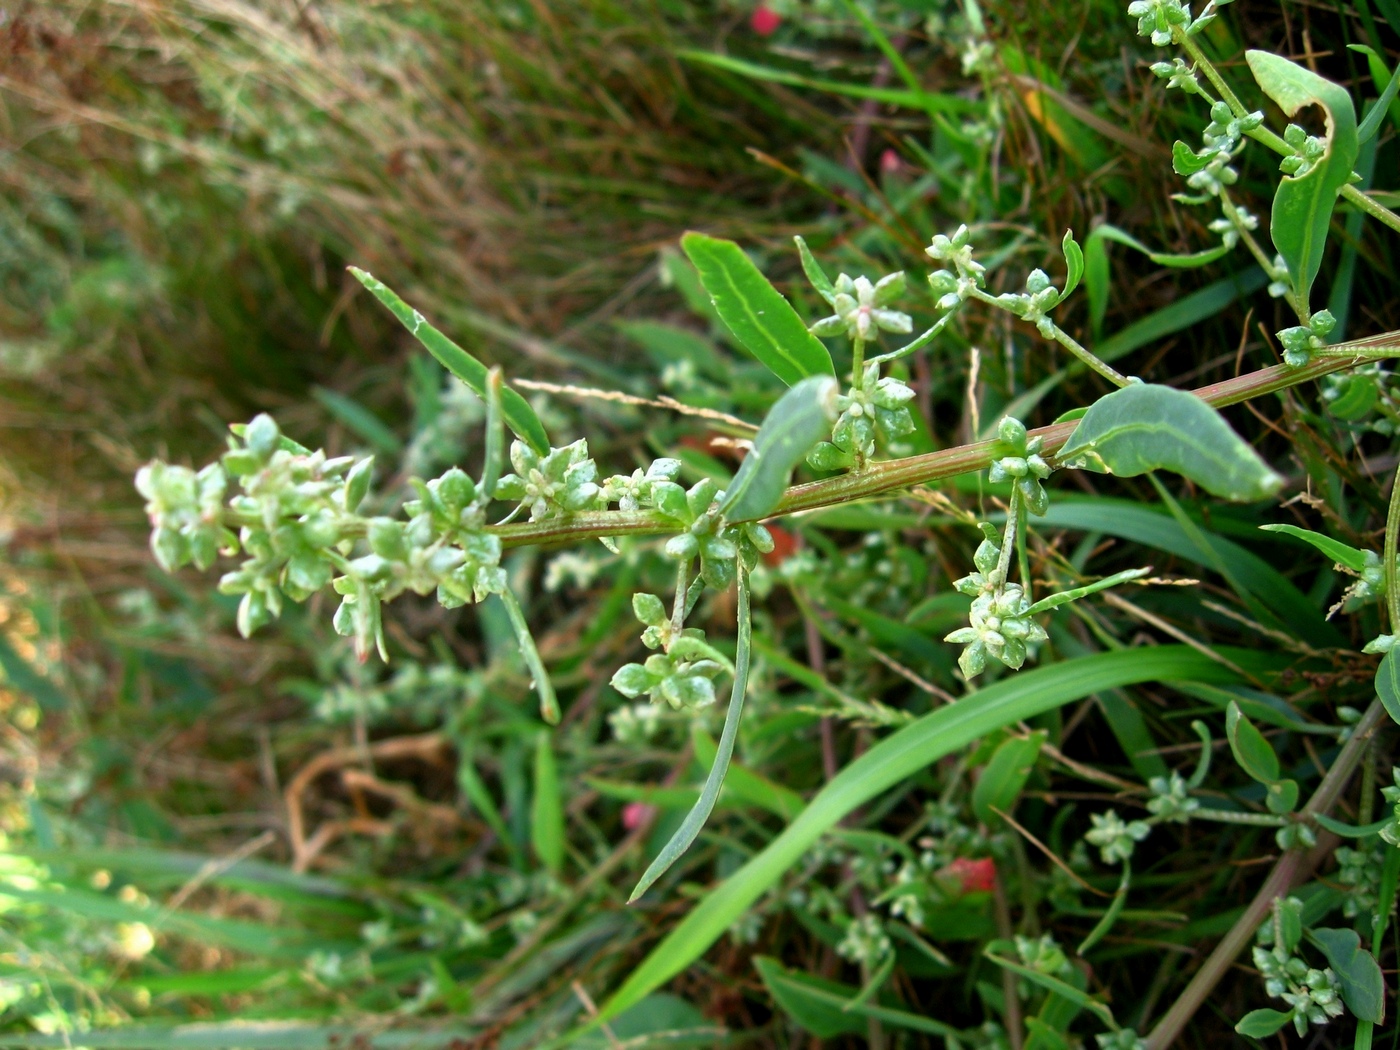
[943,856,997,893]
[751,4,781,35]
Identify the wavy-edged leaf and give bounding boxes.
[1058,384,1283,501]
[719,375,839,522]
[1259,524,1369,571]
[628,568,752,902]
[589,646,1264,1029]
[680,232,834,387]
[349,268,549,454]
[1245,51,1359,307]
[1308,927,1385,1023]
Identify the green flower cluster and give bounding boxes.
[1084,810,1151,864]
[1278,309,1336,368]
[1127,0,1190,46]
[496,439,601,520]
[987,417,1050,516]
[654,477,772,590]
[1146,771,1199,823]
[808,271,912,342]
[994,268,1065,340]
[926,224,985,309]
[946,526,1047,678]
[807,361,917,470]
[1253,898,1344,1037]
[1280,122,1327,178]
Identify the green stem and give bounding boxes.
[1049,325,1132,388]
[1143,699,1387,1048]
[671,557,690,641]
[1189,808,1287,827]
[869,311,957,366]
[851,335,866,387]
[1177,32,1400,237]
[1386,457,1400,633]
[496,587,560,725]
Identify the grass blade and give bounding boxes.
[583,645,1263,1032]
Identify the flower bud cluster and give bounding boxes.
[1280,123,1326,178]
[926,225,985,310]
[1335,840,1386,920]
[136,461,237,574]
[1127,0,1190,46]
[1084,810,1151,863]
[1096,1031,1148,1050]
[837,914,892,967]
[1015,933,1071,978]
[610,585,734,712]
[1253,898,1344,1036]
[496,439,601,521]
[1277,309,1336,368]
[1149,57,1202,94]
[1274,819,1318,852]
[599,458,682,511]
[807,362,916,470]
[1208,204,1257,250]
[808,271,912,342]
[994,268,1064,339]
[653,477,772,590]
[987,417,1051,516]
[1177,102,1262,201]
[1146,771,1199,823]
[946,524,1047,678]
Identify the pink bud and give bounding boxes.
[623,802,657,830]
[880,148,901,174]
[751,4,781,35]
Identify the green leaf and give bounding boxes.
[1225,701,1298,813]
[1259,524,1370,572]
[1058,384,1283,501]
[1245,51,1359,307]
[1025,567,1150,615]
[972,731,1045,826]
[1077,864,1130,955]
[1171,139,1214,175]
[348,268,548,454]
[1377,649,1400,726]
[753,957,962,1039]
[1234,1008,1292,1038]
[1061,229,1084,300]
[629,567,752,902]
[531,731,564,876]
[718,375,839,522]
[1308,927,1386,1023]
[1313,813,1393,838]
[590,646,1263,1031]
[680,232,835,387]
[794,236,837,304]
[983,942,1116,1028]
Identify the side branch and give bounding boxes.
[492,333,1399,547]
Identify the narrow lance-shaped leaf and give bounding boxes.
[531,731,564,876]
[629,564,753,902]
[1258,524,1370,572]
[1245,51,1359,308]
[348,267,549,454]
[1057,384,1283,502]
[794,236,837,304]
[680,232,835,387]
[718,376,840,523]
[1235,1009,1292,1038]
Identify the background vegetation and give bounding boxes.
[1,0,1398,1046]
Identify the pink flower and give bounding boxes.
[751,4,781,35]
[880,148,901,174]
[623,802,657,830]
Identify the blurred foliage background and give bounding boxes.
[0,0,1398,1046]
